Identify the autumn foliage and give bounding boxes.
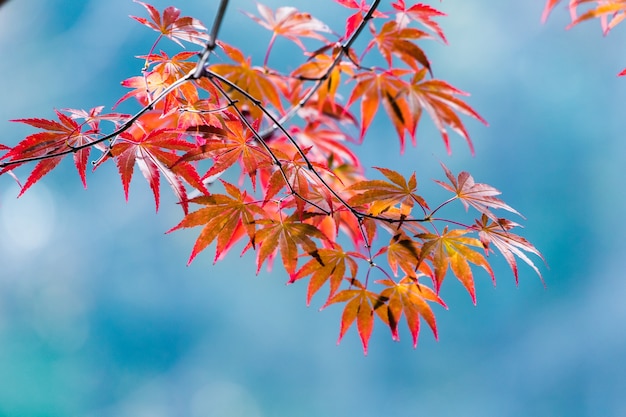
[0,0,621,353]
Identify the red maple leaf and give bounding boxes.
[346,68,414,147]
[244,3,331,65]
[4,110,99,194]
[542,0,563,22]
[435,163,520,221]
[473,214,545,285]
[402,69,487,154]
[391,1,448,43]
[110,125,207,213]
[367,20,432,72]
[132,1,208,47]
[335,0,388,39]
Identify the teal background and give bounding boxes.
[1,0,626,416]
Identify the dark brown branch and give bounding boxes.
[193,0,229,78]
[258,0,381,139]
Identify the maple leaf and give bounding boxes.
[322,278,391,354]
[196,118,273,191]
[472,214,545,285]
[289,121,360,167]
[392,0,448,43]
[297,96,359,125]
[174,90,224,131]
[335,0,388,39]
[377,277,446,347]
[140,51,197,79]
[367,20,432,73]
[291,51,355,113]
[347,167,428,217]
[209,41,285,119]
[3,110,99,194]
[375,232,432,279]
[63,106,128,134]
[244,3,331,66]
[168,180,267,264]
[291,247,365,305]
[543,0,626,33]
[567,0,626,33]
[173,126,235,164]
[132,1,208,47]
[114,71,171,109]
[542,0,563,22]
[136,51,201,105]
[401,69,487,154]
[261,145,339,215]
[417,227,495,303]
[255,212,330,275]
[346,69,415,147]
[110,125,207,213]
[435,163,520,221]
[302,204,377,251]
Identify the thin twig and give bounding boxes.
[258,0,381,139]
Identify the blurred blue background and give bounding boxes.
[1,0,626,416]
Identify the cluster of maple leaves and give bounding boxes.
[0,0,622,353]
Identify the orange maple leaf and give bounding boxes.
[209,41,285,119]
[322,278,390,354]
[198,118,272,191]
[347,167,428,217]
[417,227,495,303]
[377,277,446,347]
[255,212,329,275]
[402,69,487,155]
[375,232,432,279]
[291,248,365,305]
[291,51,355,113]
[168,180,267,264]
[346,69,414,147]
